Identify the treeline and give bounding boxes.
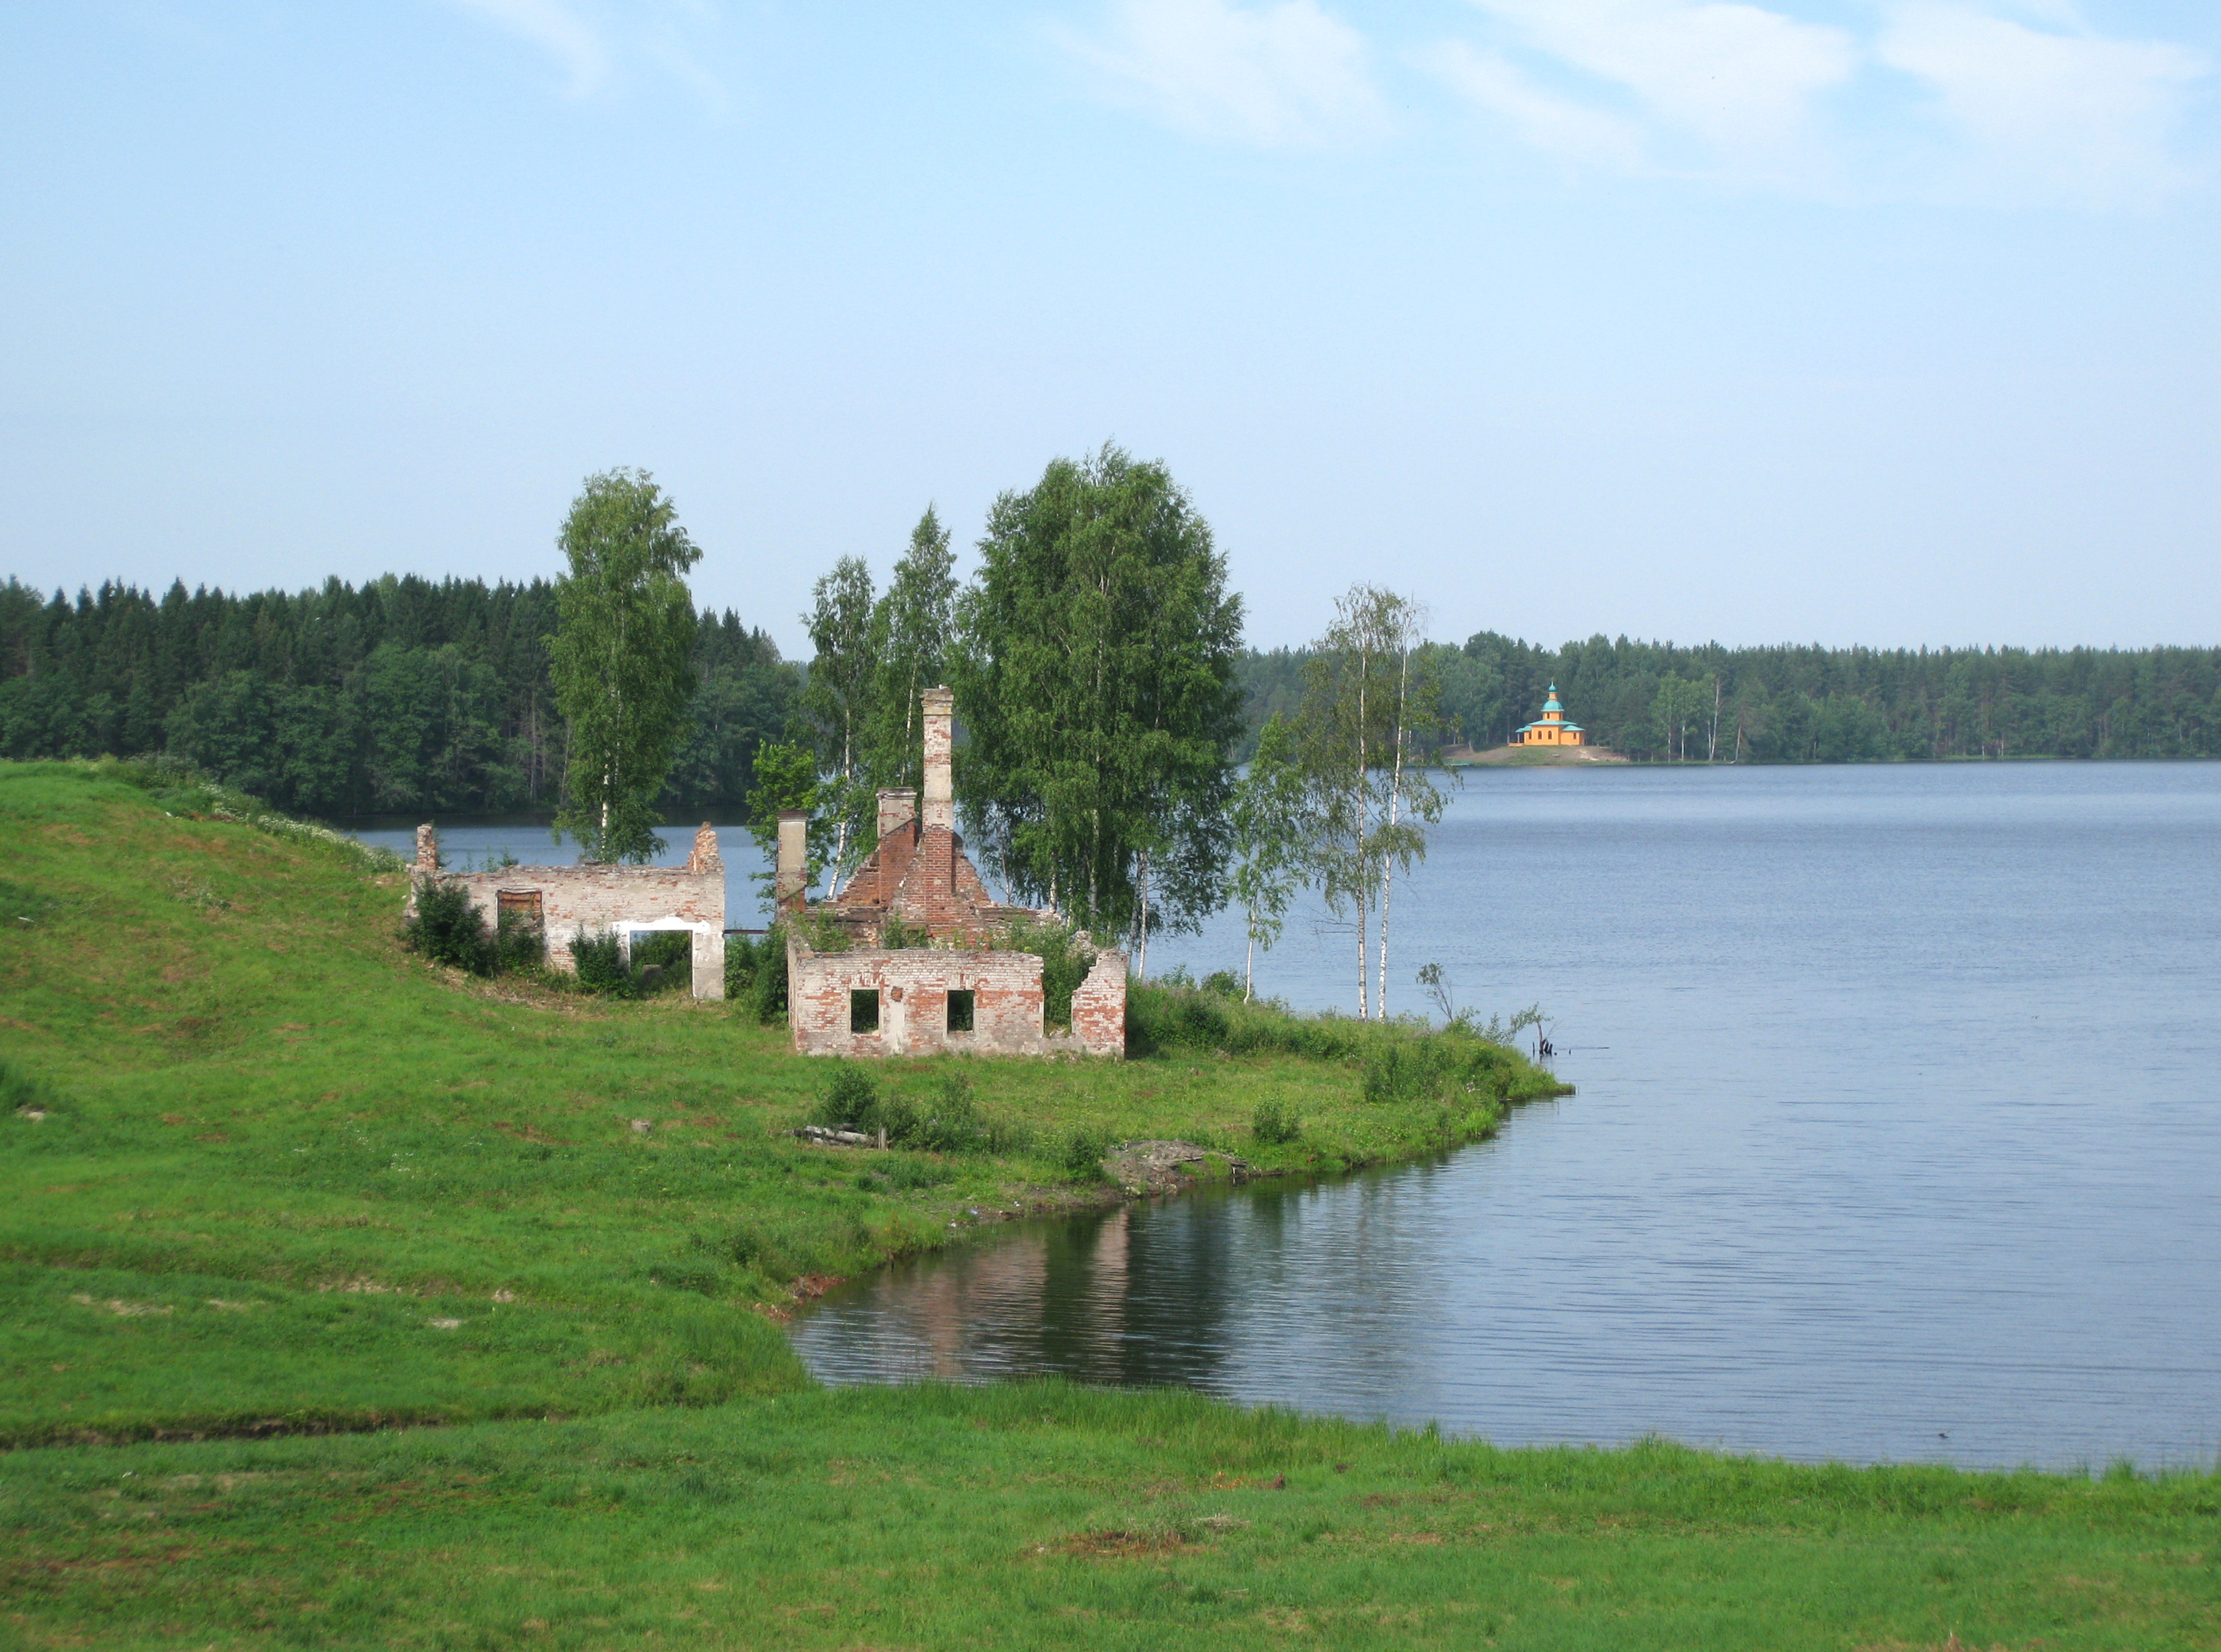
[1237,634,2221,762]
[0,575,798,816]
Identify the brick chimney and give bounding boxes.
[413,823,439,875]
[686,822,721,874]
[775,809,809,915]
[876,788,916,842]
[920,686,955,833]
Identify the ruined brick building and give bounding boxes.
[781,686,1126,1057]
[409,821,726,998]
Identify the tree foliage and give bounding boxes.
[0,575,794,816]
[1227,712,1311,1000]
[549,469,703,863]
[950,444,1244,953]
[1232,634,2221,765]
[1294,587,1444,1019]
[861,508,959,801]
[744,739,832,911]
[800,555,879,879]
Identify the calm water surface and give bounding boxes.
[786,763,2221,1470]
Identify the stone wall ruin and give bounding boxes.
[409,822,726,999]
[784,686,1126,1057]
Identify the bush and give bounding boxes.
[725,924,790,1024]
[404,879,496,974]
[996,915,1093,1030]
[1059,1126,1111,1183]
[1251,1099,1302,1144]
[1361,1032,1447,1105]
[571,927,632,996]
[813,1061,879,1130]
[808,1063,1029,1156]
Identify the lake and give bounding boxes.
[781,762,2221,1471]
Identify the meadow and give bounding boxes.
[2,759,2215,1649]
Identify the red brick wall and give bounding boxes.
[1068,950,1128,1058]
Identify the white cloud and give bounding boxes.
[1878,3,2209,204]
[441,0,729,109]
[447,0,611,97]
[1468,0,1858,156]
[1063,0,1388,149]
[1426,41,1647,172]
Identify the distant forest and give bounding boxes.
[6,575,2218,823]
[1242,634,2221,763]
[0,576,798,818]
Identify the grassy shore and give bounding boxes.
[4,759,2217,1650]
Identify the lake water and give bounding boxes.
[781,762,2221,1471]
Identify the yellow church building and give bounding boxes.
[1514,684,1585,747]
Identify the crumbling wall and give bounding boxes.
[1066,950,1128,1058]
[411,823,727,998]
[788,938,1128,1058]
[789,942,1045,1057]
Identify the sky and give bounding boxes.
[3,1,2218,656]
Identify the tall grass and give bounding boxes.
[1127,978,1553,1105]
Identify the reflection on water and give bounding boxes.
[793,763,2221,1471]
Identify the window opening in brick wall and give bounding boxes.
[850,989,881,1033]
[496,888,543,928]
[946,989,975,1033]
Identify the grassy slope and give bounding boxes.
[0,761,1554,1445]
[3,761,2216,1650]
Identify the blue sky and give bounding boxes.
[3,1,2217,654]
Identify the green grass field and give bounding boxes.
[3,759,2216,1650]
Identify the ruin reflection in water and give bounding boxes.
[788,763,2221,1471]
[792,1157,1464,1399]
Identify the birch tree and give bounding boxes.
[951,443,1243,950]
[1295,586,1442,1018]
[800,556,877,882]
[1227,712,1310,1000]
[548,468,701,864]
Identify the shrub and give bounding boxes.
[996,915,1093,1030]
[813,1061,879,1130]
[1251,1098,1302,1145]
[493,908,546,975]
[880,915,930,950]
[808,1064,1029,1156]
[404,879,496,974]
[571,927,632,996]
[1059,1126,1111,1183]
[725,924,790,1024]
[1201,970,1243,1000]
[1361,1031,1457,1105]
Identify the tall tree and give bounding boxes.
[548,468,701,864]
[1296,587,1441,1018]
[951,443,1244,955]
[1227,711,1312,1001]
[860,507,959,801]
[800,556,877,882]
